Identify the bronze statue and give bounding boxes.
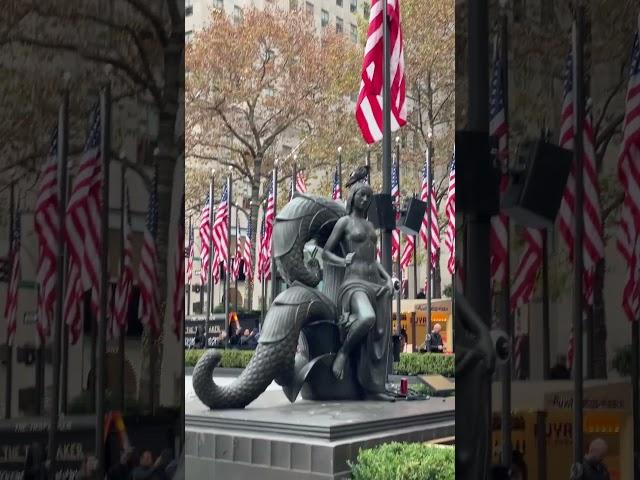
[192,182,395,409]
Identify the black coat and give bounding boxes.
[581,457,610,480]
[428,332,444,353]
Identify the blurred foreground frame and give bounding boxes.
[1,1,185,479]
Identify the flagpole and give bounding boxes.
[337,147,343,196]
[499,7,512,467]
[381,0,393,280]
[292,161,297,198]
[4,181,14,420]
[225,171,232,337]
[633,319,640,478]
[395,138,402,337]
[47,78,69,475]
[271,162,278,304]
[95,79,111,480]
[426,144,433,342]
[206,171,215,348]
[187,216,192,316]
[542,229,550,380]
[234,208,239,311]
[119,162,127,411]
[365,148,371,183]
[572,6,585,466]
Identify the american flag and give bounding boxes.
[138,167,160,337]
[35,129,59,346]
[290,171,307,199]
[391,156,400,259]
[242,217,254,282]
[419,152,440,270]
[400,233,414,269]
[4,208,21,347]
[489,37,510,286]
[231,248,241,281]
[113,181,133,334]
[355,0,406,144]
[172,194,185,339]
[199,193,212,284]
[510,229,543,311]
[259,178,276,281]
[211,184,230,282]
[557,49,604,306]
[513,310,527,379]
[567,325,575,372]
[64,105,102,344]
[444,155,455,275]
[618,31,640,322]
[332,163,342,200]
[186,222,195,284]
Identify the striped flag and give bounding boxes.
[332,164,342,200]
[4,209,21,347]
[567,326,575,372]
[35,129,59,346]
[242,217,254,282]
[113,182,133,334]
[557,49,604,306]
[290,171,307,199]
[510,229,543,311]
[400,233,414,269]
[138,168,160,337]
[391,156,400,259]
[618,31,640,322]
[259,177,276,281]
[211,184,230,282]
[186,222,195,284]
[489,36,510,286]
[172,194,185,339]
[199,193,212,284]
[444,156,456,275]
[355,0,406,144]
[419,152,440,270]
[64,105,102,344]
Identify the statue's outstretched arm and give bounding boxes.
[321,217,349,267]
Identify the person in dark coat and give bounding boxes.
[427,323,445,353]
[549,354,571,379]
[579,438,610,480]
[107,447,135,480]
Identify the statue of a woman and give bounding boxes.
[321,182,395,401]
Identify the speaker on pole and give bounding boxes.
[367,193,395,230]
[502,139,572,229]
[399,198,427,236]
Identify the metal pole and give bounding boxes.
[292,162,297,198]
[633,320,639,479]
[119,164,127,411]
[395,141,401,336]
[381,0,392,278]
[499,12,512,468]
[542,230,550,379]
[234,208,239,310]
[205,175,215,347]
[187,216,192,316]
[365,149,371,183]
[271,166,278,303]
[572,8,585,465]
[412,233,418,298]
[337,148,343,197]
[536,410,548,480]
[95,80,111,480]
[467,0,492,475]
[426,146,433,343]
[225,174,232,336]
[5,181,14,419]
[48,84,69,473]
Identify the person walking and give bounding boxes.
[428,323,445,353]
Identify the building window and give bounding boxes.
[321,9,329,28]
[186,0,193,16]
[350,0,357,13]
[305,1,314,17]
[186,30,193,43]
[336,0,342,6]
[290,0,298,9]
[214,0,223,9]
[233,5,242,22]
[336,17,343,34]
[350,24,357,43]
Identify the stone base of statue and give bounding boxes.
[185,391,454,480]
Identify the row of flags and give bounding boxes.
[4,102,181,348]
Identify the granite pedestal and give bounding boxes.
[185,383,455,480]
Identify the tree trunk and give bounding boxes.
[591,258,607,378]
[138,31,182,408]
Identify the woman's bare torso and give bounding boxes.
[340,216,381,284]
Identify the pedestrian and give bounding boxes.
[23,442,47,480]
[107,447,135,480]
[549,354,571,379]
[428,323,445,353]
[577,438,610,480]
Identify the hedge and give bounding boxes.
[185,350,454,376]
[350,442,454,480]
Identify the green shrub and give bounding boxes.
[394,353,454,377]
[350,442,454,480]
[185,349,254,368]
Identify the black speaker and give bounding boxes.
[456,130,500,216]
[400,198,427,235]
[502,140,572,229]
[367,193,396,230]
